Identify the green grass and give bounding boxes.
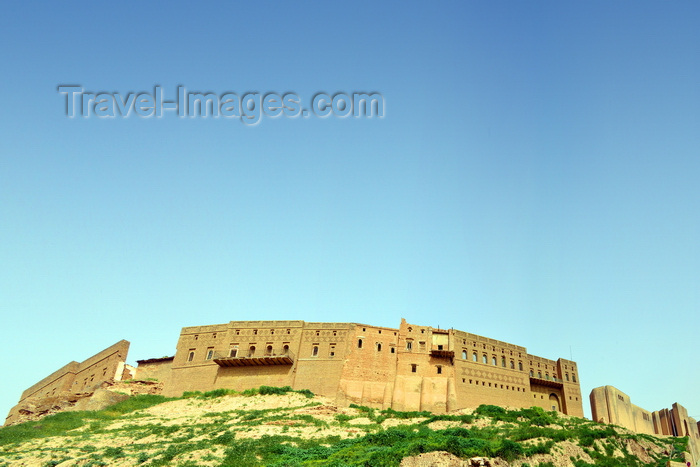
[0,390,691,467]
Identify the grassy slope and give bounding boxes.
[0,386,690,467]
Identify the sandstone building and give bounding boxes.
[5,340,132,425]
[161,318,584,416]
[590,385,700,461]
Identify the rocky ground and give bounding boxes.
[0,387,692,467]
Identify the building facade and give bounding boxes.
[162,318,584,416]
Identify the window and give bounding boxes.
[213,333,217,338]
[565,373,569,381]
[316,331,320,336]
[530,370,534,377]
[473,352,478,362]
[492,356,497,366]
[436,366,442,374]
[390,347,395,353]
[510,360,515,369]
[408,327,412,332]
[283,344,289,354]
[482,354,488,364]
[230,348,238,357]
[266,345,273,356]
[358,339,363,348]
[194,335,199,340]
[538,371,542,378]
[206,348,214,360]
[253,329,258,335]
[286,329,291,334]
[270,329,274,335]
[411,364,417,373]
[572,374,577,383]
[249,346,256,357]
[462,350,467,360]
[376,343,382,351]
[502,357,506,367]
[188,350,195,362]
[519,362,523,371]
[437,344,443,350]
[312,345,319,357]
[406,341,413,351]
[330,344,336,357]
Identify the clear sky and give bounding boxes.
[1,1,699,422]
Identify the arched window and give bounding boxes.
[518,362,523,371]
[572,374,577,383]
[510,360,515,369]
[283,344,289,354]
[530,370,534,377]
[472,352,478,362]
[492,356,497,366]
[538,371,542,378]
[188,351,195,362]
[266,345,273,356]
[376,343,382,352]
[249,346,256,357]
[462,350,467,360]
[501,357,506,367]
[358,339,363,348]
[312,346,319,357]
[482,354,488,364]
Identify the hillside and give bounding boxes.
[0,386,692,467]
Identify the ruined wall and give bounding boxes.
[590,386,655,435]
[5,340,130,426]
[71,340,131,393]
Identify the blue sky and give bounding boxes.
[1,1,699,422]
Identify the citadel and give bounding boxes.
[5,318,699,455]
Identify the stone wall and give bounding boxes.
[161,318,584,416]
[5,340,130,426]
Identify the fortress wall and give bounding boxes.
[6,341,131,426]
[163,364,220,397]
[72,340,131,393]
[454,358,531,410]
[589,386,656,435]
[161,318,584,416]
[135,358,174,383]
[19,361,80,402]
[671,403,700,440]
[214,364,294,392]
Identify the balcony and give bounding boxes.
[213,350,295,367]
[529,375,564,389]
[430,348,455,360]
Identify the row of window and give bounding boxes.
[187,343,293,362]
[464,379,525,392]
[356,339,396,353]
